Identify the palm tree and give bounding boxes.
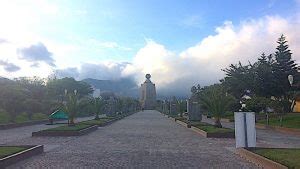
[65,90,78,126]
[93,97,104,120]
[199,84,235,128]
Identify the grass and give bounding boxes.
[80,118,112,125]
[192,122,234,133]
[258,113,300,129]
[45,123,93,131]
[0,146,28,158]
[252,148,300,169]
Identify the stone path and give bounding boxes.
[7,110,257,169]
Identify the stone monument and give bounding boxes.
[140,74,156,110]
[187,86,202,121]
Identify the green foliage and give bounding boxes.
[31,113,48,121]
[245,96,271,113]
[65,93,78,125]
[272,35,298,97]
[198,84,235,127]
[0,109,11,124]
[221,34,299,114]
[222,62,257,98]
[14,112,29,123]
[46,77,93,100]
[92,97,104,119]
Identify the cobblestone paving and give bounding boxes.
[8,110,257,169]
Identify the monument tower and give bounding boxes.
[140,74,156,110]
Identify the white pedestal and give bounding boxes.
[234,112,256,148]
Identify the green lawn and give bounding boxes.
[258,114,300,129]
[80,119,112,125]
[0,146,27,158]
[192,122,234,133]
[252,148,300,169]
[45,124,93,131]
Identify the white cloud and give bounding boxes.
[123,15,300,96]
[88,39,132,51]
[55,62,131,80]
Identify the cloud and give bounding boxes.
[0,60,21,72]
[17,42,55,67]
[55,67,79,78]
[88,39,132,51]
[123,15,300,97]
[53,15,300,97]
[55,62,131,80]
[0,38,8,44]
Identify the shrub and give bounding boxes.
[0,109,11,124]
[31,113,48,121]
[14,112,29,123]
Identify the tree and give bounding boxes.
[46,77,93,102]
[92,97,104,120]
[65,92,78,125]
[272,35,299,113]
[254,53,276,97]
[222,62,256,98]
[198,84,235,128]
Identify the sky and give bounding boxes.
[0,0,300,96]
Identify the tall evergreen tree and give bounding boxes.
[254,53,276,97]
[273,34,298,98]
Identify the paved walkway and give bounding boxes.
[8,110,256,168]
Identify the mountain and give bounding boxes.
[83,78,139,97]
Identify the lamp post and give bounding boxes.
[288,75,294,86]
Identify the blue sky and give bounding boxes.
[37,0,298,57]
[0,0,300,95]
[18,0,297,60]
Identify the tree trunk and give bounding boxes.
[69,115,75,126]
[214,117,222,128]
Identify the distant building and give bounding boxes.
[140,74,156,110]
